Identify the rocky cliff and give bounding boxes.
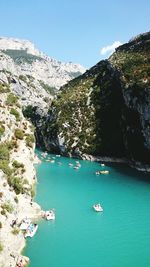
[0,84,42,266]
[0,37,85,114]
[35,32,150,170]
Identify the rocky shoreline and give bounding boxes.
[0,149,42,267]
[80,153,150,173]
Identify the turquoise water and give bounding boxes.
[25,150,150,267]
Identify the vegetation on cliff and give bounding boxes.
[37,32,150,166]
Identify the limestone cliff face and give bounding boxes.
[0,37,85,116]
[0,85,41,266]
[36,32,150,169]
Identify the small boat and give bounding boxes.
[99,170,109,174]
[19,218,31,230]
[45,210,55,220]
[25,223,38,238]
[56,155,61,157]
[95,170,109,175]
[93,204,103,212]
[50,160,55,163]
[69,163,73,167]
[73,166,79,170]
[101,163,105,167]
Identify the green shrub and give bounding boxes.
[6,93,18,106]
[14,129,24,140]
[19,75,27,82]
[8,176,25,195]
[30,185,35,198]
[0,143,10,160]
[25,134,35,148]
[10,108,20,121]
[1,209,6,215]
[0,124,5,139]
[0,83,10,93]
[0,160,13,176]
[12,160,24,169]
[1,201,14,213]
[0,242,3,252]
[14,196,18,203]
[0,222,2,228]
[11,227,20,235]
[6,140,15,150]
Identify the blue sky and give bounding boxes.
[0,0,149,67]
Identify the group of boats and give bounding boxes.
[19,201,103,238]
[68,161,81,169]
[19,218,38,238]
[19,209,56,238]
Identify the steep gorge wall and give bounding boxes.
[32,32,150,170]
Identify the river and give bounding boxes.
[24,150,150,267]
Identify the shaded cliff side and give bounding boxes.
[24,32,150,170]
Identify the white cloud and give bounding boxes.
[100,41,122,56]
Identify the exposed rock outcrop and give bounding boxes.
[35,32,150,171]
[0,87,41,267]
[0,37,85,115]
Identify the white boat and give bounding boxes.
[50,160,55,163]
[45,210,55,220]
[73,166,79,170]
[25,223,38,238]
[19,218,31,230]
[93,204,103,212]
[101,163,105,167]
[95,170,109,175]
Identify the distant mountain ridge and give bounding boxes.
[0,37,85,112]
[0,37,85,89]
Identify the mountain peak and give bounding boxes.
[0,37,44,57]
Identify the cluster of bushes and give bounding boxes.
[8,176,26,195]
[14,129,24,140]
[12,160,24,169]
[25,134,35,148]
[0,141,15,176]
[10,108,20,121]
[13,160,25,175]
[0,160,13,176]
[0,83,10,93]
[6,93,19,106]
[0,124,5,140]
[0,143,10,161]
[1,201,14,214]
[19,75,27,83]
